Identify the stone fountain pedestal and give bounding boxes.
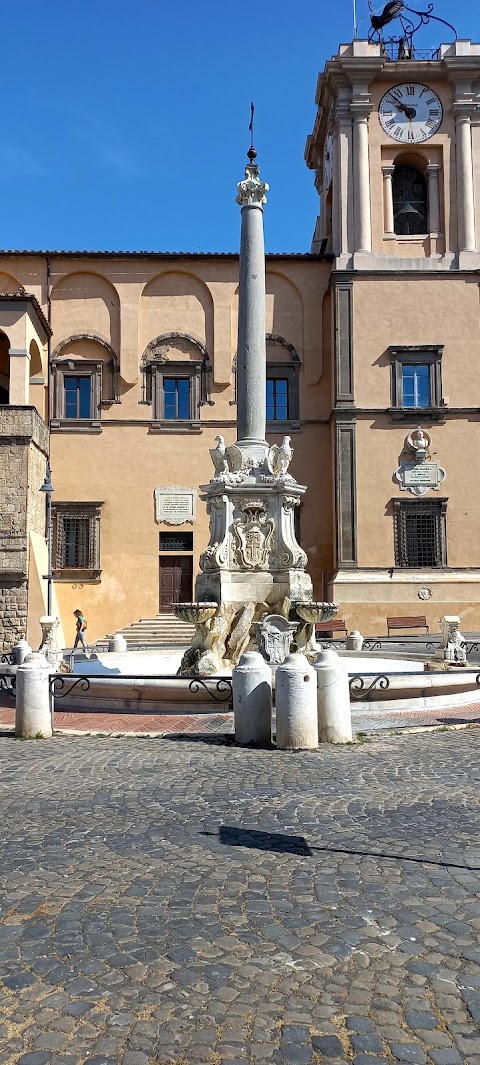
[175,442,338,673]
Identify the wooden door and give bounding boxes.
[159,555,193,612]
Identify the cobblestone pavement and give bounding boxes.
[1,731,480,1065]
[1,701,480,737]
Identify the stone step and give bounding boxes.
[94,613,196,649]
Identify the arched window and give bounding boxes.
[51,334,120,423]
[393,166,428,236]
[140,333,212,424]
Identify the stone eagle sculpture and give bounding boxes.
[209,435,229,477]
[267,436,293,478]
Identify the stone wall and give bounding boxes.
[0,407,48,652]
[0,581,28,652]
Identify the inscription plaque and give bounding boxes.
[155,487,196,525]
[394,461,446,497]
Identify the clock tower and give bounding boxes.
[304,13,480,633]
[306,33,480,271]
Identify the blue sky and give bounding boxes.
[1,0,477,253]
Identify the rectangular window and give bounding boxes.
[53,503,102,579]
[267,377,289,420]
[394,499,447,568]
[63,375,93,419]
[401,364,430,408]
[390,346,443,412]
[163,378,191,420]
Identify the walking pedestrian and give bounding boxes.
[73,609,89,655]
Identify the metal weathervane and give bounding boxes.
[366,2,456,58]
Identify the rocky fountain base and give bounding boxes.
[175,599,339,674]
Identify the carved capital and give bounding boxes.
[236,163,269,207]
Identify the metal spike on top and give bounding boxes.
[248,101,257,164]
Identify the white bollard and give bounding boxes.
[315,649,352,743]
[232,651,272,745]
[11,639,32,665]
[346,630,364,651]
[275,654,318,750]
[15,652,53,739]
[108,633,127,653]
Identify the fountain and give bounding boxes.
[174,132,337,674]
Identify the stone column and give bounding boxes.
[233,651,272,745]
[351,104,372,254]
[15,652,53,739]
[426,164,442,235]
[382,165,395,236]
[275,654,318,750]
[235,150,269,447]
[315,649,352,744]
[454,103,476,252]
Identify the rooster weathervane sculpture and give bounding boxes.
[368,1,456,55]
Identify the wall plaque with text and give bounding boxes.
[394,461,446,497]
[155,487,197,525]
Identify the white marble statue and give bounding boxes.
[209,435,229,478]
[267,436,293,478]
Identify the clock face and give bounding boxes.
[324,134,334,191]
[379,83,443,143]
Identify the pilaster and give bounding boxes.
[334,417,357,568]
[332,86,354,265]
[350,89,373,258]
[452,85,479,265]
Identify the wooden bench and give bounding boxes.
[386,615,429,636]
[315,619,348,639]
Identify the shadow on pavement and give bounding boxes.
[202,825,313,856]
[202,826,480,870]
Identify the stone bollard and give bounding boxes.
[232,652,272,745]
[15,652,53,739]
[346,629,364,651]
[275,654,318,750]
[11,639,32,665]
[315,649,352,743]
[108,633,127,653]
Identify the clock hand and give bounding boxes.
[396,101,417,119]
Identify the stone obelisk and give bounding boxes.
[236,142,268,456]
[176,136,316,673]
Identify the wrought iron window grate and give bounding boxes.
[159,532,193,552]
[53,504,102,574]
[394,499,447,568]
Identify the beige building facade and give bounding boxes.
[1,33,480,647]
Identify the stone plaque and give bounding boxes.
[404,463,438,486]
[394,461,446,497]
[155,487,196,525]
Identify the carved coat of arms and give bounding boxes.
[234,500,274,569]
